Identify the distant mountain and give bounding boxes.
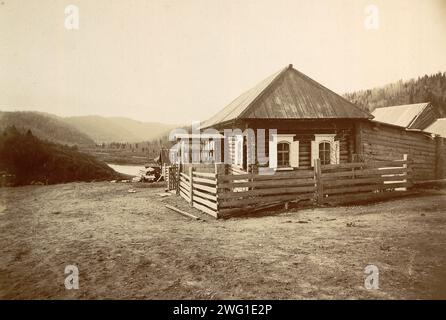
[0,111,95,146]
[344,72,446,116]
[64,116,176,143]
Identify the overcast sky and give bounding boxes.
[1,0,446,124]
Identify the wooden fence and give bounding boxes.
[173,157,412,218]
[179,167,218,218]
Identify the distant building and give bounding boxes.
[425,118,446,137]
[372,102,440,130]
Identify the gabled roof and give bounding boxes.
[372,102,431,129]
[201,64,372,128]
[425,118,446,137]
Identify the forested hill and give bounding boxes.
[0,126,121,186]
[0,111,95,146]
[344,72,446,116]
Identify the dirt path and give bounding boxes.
[0,182,445,299]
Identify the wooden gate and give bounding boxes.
[165,165,179,191]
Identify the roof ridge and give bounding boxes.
[290,68,373,118]
[238,65,289,119]
[407,102,431,128]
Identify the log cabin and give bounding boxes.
[194,64,373,172]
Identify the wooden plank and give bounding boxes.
[180,177,190,187]
[322,177,385,187]
[320,160,407,171]
[193,183,217,193]
[193,194,218,210]
[189,167,194,206]
[179,190,190,202]
[219,170,314,182]
[180,172,190,180]
[218,177,315,189]
[193,171,216,178]
[192,176,217,185]
[219,192,315,209]
[192,202,218,218]
[165,204,199,220]
[179,183,189,195]
[321,167,409,179]
[218,185,316,200]
[323,190,414,205]
[193,189,217,201]
[324,182,411,195]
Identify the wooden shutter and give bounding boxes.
[290,141,299,168]
[330,141,340,164]
[311,140,318,167]
[269,139,277,169]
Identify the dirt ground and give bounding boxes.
[0,182,445,299]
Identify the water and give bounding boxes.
[107,164,144,177]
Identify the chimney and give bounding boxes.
[288,64,293,69]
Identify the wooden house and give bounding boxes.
[197,64,373,171]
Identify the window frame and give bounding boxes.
[277,141,291,168]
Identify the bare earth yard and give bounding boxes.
[0,182,445,299]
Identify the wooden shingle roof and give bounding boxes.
[372,102,432,129]
[202,64,372,128]
[425,118,446,137]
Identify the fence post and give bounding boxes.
[215,163,225,217]
[314,158,323,205]
[189,167,194,206]
[435,136,444,179]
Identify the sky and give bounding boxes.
[1,0,446,124]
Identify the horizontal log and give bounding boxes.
[363,134,436,151]
[363,127,434,144]
[364,145,436,157]
[218,185,316,200]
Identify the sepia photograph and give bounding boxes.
[0,0,445,309]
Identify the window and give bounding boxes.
[269,134,298,169]
[277,142,290,167]
[319,142,331,165]
[311,134,340,166]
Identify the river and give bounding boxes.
[107,164,144,177]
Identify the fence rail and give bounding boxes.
[170,157,412,218]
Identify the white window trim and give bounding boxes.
[311,134,340,166]
[269,134,299,170]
